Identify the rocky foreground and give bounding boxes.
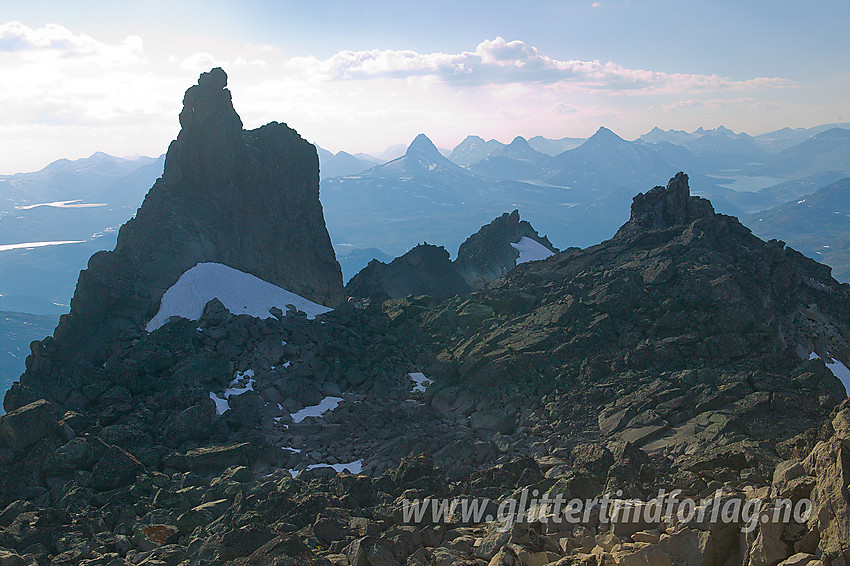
[0,70,848,565]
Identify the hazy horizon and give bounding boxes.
[1,0,848,173]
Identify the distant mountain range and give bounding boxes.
[0,153,165,314]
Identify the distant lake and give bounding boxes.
[709,175,786,193]
[0,240,86,252]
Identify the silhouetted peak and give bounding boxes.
[619,172,715,234]
[406,134,441,157]
[585,126,626,145]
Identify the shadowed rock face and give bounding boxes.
[617,171,715,236]
[6,68,343,409]
[345,244,471,300]
[345,211,557,300]
[455,210,558,289]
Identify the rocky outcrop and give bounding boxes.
[7,68,343,410]
[346,211,557,299]
[455,210,558,289]
[346,244,470,300]
[418,173,850,480]
[617,171,715,236]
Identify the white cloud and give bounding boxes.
[283,37,795,94]
[0,21,143,64]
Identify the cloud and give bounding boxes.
[551,103,580,114]
[662,97,783,112]
[0,21,142,64]
[286,37,795,94]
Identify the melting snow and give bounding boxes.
[290,396,343,423]
[511,237,555,265]
[209,369,256,415]
[210,392,230,415]
[409,372,432,393]
[289,459,363,477]
[146,262,332,332]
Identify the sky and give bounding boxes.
[0,0,848,173]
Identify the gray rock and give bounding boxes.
[0,399,56,452]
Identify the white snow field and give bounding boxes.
[511,236,555,265]
[146,262,332,331]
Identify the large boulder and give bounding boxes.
[0,399,56,452]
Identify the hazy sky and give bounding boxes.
[1,0,848,173]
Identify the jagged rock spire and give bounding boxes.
[164,67,244,187]
[6,69,344,410]
[617,172,715,236]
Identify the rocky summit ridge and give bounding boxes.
[0,72,849,564]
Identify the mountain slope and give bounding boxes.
[0,311,58,401]
[0,152,156,212]
[448,135,504,167]
[467,136,549,181]
[316,146,373,179]
[321,134,567,257]
[756,127,850,177]
[346,210,557,299]
[527,135,585,155]
[544,127,683,193]
[417,173,849,473]
[746,177,850,281]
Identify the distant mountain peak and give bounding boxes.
[406,134,440,156]
[582,126,626,147]
[507,136,532,150]
[814,127,850,140]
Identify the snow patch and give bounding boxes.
[290,396,343,423]
[809,352,850,393]
[209,369,256,416]
[209,392,230,415]
[146,262,332,332]
[409,372,432,393]
[289,459,363,477]
[511,237,555,265]
[224,370,255,398]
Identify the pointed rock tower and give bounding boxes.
[8,68,343,409]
